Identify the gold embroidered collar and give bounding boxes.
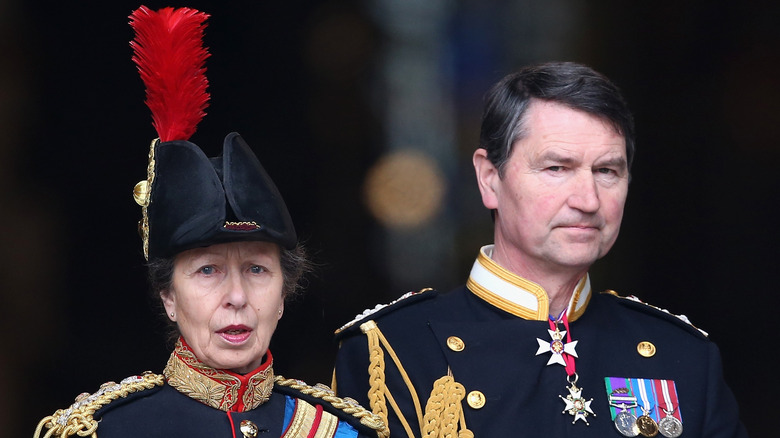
[466,245,592,321]
[163,338,274,412]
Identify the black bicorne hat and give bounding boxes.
[130,6,295,260]
[136,133,296,260]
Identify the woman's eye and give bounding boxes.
[199,266,215,275]
[249,265,266,274]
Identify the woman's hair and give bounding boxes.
[148,242,312,336]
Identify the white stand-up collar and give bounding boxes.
[466,245,592,321]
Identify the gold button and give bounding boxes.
[637,341,656,358]
[240,420,258,438]
[467,390,486,409]
[447,336,465,352]
[133,180,150,206]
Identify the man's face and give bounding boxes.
[474,100,629,276]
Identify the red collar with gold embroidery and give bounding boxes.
[163,338,274,412]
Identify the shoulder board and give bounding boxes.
[601,290,709,338]
[33,372,165,438]
[334,288,437,337]
[274,375,387,437]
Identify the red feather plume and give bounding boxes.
[129,5,210,142]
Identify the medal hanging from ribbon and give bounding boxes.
[635,378,659,437]
[605,377,683,438]
[536,313,595,425]
[654,379,683,438]
[606,378,640,437]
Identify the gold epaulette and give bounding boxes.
[33,372,165,438]
[274,375,388,438]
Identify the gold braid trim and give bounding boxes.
[132,138,158,261]
[360,320,425,438]
[362,321,389,431]
[163,338,274,412]
[421,375,472,438]
[274,375,389,438]
[33,372,165,438]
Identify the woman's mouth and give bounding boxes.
[217,325,252,343]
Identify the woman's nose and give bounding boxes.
[223,273,248,308]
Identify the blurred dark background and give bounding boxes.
[1,0,775,436]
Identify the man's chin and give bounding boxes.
[549,248,603,269]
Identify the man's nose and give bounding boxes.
[567,172,600,212]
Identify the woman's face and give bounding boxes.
[162,241,284,374]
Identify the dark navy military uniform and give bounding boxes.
[334,247,746,438]
[48,381,378,438]
[36,340,385,438]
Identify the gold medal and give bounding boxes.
[634,378,659,437]
[636,411,659,437]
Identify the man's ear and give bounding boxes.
[473,148,500,210]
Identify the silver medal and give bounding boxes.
[658,415,683,438]
[657,381,683,438]
[614,410,640,437]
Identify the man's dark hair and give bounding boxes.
[480,61,635,176]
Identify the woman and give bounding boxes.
[33,6,385,438]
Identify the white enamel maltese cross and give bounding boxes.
[535,328,578,366]
[560,383,595,424]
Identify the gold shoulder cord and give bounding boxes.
[422,373,472,438]
[33,372,165,438]
[359,321,472,438]
[360,320,431,438]
[274,376,388,438]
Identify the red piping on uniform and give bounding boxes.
[306,404,324,438]
[227,411,237,438]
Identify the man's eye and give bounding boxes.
[597,168,617,175]
[547,166,564,172]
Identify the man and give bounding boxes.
[333,62,746,438]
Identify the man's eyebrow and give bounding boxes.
[536,151,577,164]
[594,156,628,169]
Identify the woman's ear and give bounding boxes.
[277,301,284,320]
[473,148,500,210]
[161,290,176,321]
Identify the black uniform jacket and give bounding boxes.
[334,283,747,438]
[35,339,385,438]
[86,381,380,437]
